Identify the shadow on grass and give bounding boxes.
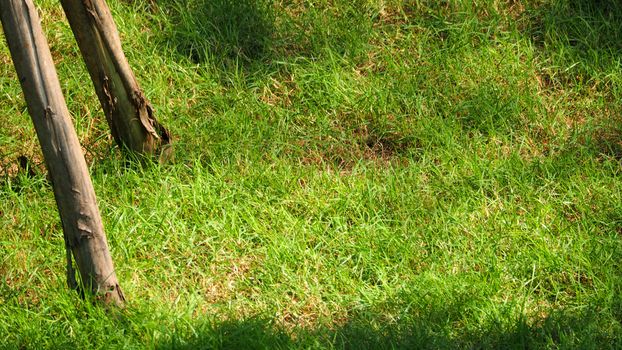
[148,283,622,349]
[154,0,373,75]
[526,0,622,84]
[521,0,622,161]
[157,0,275,68]
[458,0,622,137]
[152,304,620,349]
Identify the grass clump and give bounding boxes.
[1,0,621,348]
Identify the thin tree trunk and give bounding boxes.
[60,0,170,158]
[0,0,125,305]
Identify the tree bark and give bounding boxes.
[60,0,170,158]
[0,0,125,305]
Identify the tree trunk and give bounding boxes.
[0,0,125,305]
[60,0,170,158]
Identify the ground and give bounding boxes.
[0,0,621,348]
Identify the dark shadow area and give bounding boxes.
[153,0,373,76]
[156,318,293,350]
[150,301,622,349]
[157,0,275,67]
[0,155,49,195]
[145,281,622,349]
[526,0,622,85]
[520,0,622,161]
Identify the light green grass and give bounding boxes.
[1,0,621,348]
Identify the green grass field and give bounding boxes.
[1,0,621,348]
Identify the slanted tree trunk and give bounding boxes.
[0,0,125,305]
[60,0,170,158]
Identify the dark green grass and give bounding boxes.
[1,0,621,348]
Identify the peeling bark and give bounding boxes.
[0,0,125,305]
[60,0,171,158]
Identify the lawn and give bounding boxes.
[0,0,621,348]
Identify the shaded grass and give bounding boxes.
[1,0,622,348]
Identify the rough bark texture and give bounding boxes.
[0,0,125,305]
[60,0,170,158]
